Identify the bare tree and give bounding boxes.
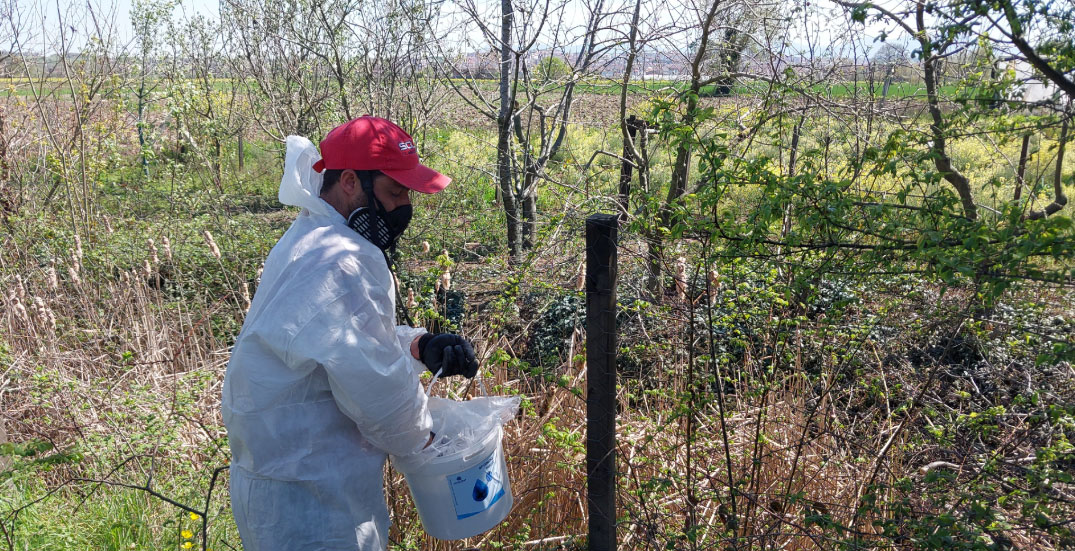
[130,0,175,179]
[641,0,780,297]
[0,0,19,189]
[221,0,341,139]
[349,0,448,133]
[221,0,442,146]
[10,0,127,223]
[837,0,1074,221]
[162,12,244,188]
[422,0,617,261]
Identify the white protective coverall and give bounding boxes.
[222,136,432,550]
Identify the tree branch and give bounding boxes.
[1026,119,1070,219]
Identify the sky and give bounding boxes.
[6,0,909,58]
[9,0,218,50]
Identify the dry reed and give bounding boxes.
[2,228,1066,551]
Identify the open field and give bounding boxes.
[0,76,961,101]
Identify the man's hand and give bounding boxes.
[417,333,479,378]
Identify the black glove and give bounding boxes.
[418,333,479,378]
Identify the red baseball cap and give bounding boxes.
[312,116,450,194]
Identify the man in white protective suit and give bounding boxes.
[222,115,480,550]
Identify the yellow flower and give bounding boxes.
[181,530,193,539]
[189,512,201,521]
[181,543,193,550]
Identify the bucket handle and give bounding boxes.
[426,368,488,398]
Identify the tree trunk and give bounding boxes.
[1014,133,1030,201]
[880,66,894,108]
[918,4,977,220]
[0,107,9,183]
[137,79,149,179]
[645,239,664,299]
[1026,120,1070,220]
[782,114,805,240]
[619,115,641,220]
[497,0,520,261]
[213,137,223,189]
[646,91,699,298]
[644,0,722,299]
[522,180,537,250]
[497,130,520,259]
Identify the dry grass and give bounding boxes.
[0,226,232,484]
[3,230,893,549]
[1,82,1071,549]
[3,209,1073,550]
[375,273,918,550]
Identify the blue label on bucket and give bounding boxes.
[446,448,505,519]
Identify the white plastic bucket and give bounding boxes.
[392,421,513,540]
[391,371,514,540]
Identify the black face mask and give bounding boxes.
[347,203,412,251]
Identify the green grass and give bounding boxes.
[0,77,236,98]
[808,80,960,98]
[560,78,961,99]
[4,477,237,551]
[0,75,961,100]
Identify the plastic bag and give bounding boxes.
[425,395,519,458]
[393,391,519,469]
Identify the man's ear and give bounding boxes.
[339,169,358,194]
[340,169,370,207]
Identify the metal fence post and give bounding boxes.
[586,213,618,551]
